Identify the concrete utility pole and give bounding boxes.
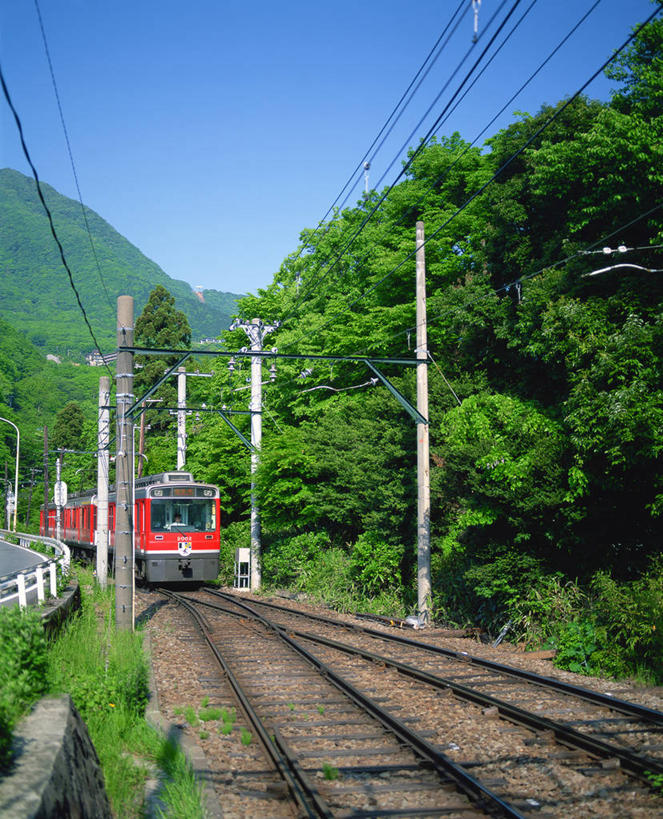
[229,317,279,590]
[115,296,134,630]
[177,367,187,469]
[416,221,432,623]
[43,427,49,536]
[0,416,20,531]
[174,369,213,469]
[55,455,62,542]
[96,375,111,589]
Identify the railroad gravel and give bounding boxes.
[137,587,663,818]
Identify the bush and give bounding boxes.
[262,531,329,587]
[462,550,544,633]
[589,559,663,681]
[0,606,48,769]
[218,520,250,584]
[297,547,356,611]
[349,533,403,595]
[513,573,586,647]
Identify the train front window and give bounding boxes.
[150,499,216,532]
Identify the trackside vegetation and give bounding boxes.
[0,568,204,817]
[1,14,662,689]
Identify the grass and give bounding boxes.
[45,564,205,817]
[322,763,339,781]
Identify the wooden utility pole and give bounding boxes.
[96,375,111,589]
[115,296,134,630]
[416,221,432,623]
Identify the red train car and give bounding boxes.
[41,471,220,583]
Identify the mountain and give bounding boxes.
[0,168,242,359]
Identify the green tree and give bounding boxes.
[52,401,85,451]
[134,286,191,433]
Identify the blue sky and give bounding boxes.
[0,0,657,297]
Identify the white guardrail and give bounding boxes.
[0,530,71,609]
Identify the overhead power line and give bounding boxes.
[33,0,114,310]
[291,5,662,347]
[0,61,115,382]
[277,0,469,308]
[278,0,601,354]
[281,0,525,324]
[401,201,663,346]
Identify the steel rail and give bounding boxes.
[159,589,332,818]
[199,591,526,818]
[288,627,663,783]
[192,593,663,784]
[211,590,663,727]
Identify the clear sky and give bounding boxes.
[0,0,657,297]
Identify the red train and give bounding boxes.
[41,471,221,583]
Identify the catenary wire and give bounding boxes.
[288,6,661,349]
[280,0,523,324]
[400,200,663,347]
[33,0,114,311]
[278,0,601,352]
[281,0,548,335]
[0,61,115,384]
[274,0,469,298]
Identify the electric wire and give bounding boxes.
[277,0,600,353]
[0,61,115,384]
[277,0,468,287]
[286,5,661,349]
[33,0,114,311]
[366,0,514,197]
[400,199,663,347]
[281,0,524,324]
[281,0,550,335]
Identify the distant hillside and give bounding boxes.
[0,168,242,359]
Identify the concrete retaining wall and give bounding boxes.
[0,696,112,819]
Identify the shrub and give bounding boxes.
[589,559,663,681]
[0,606,48,768]
[462,550,544,632]
[513,573,586,647]
[218,520,250,584]
[262,531,329,587]
[349,533,403,595]
[297,547,356,610]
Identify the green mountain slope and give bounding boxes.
[0,168,241,358]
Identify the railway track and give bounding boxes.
[146,588,663,817]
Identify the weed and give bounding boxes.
[317,705,325,715]
[200,695,209,708]
[240,728,252,746]
[221,707,236,724]
[322,763,339,781]
[199,730,209,740]
[219,707,236,735]
[183,705,199,727]
[198,707,222,722]
[646,771,663,794]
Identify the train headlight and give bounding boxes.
[153,489,163,497]
[203,489,213,497]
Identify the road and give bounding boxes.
[0,539,48,608]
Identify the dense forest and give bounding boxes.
[2,16,662,682]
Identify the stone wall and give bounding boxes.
[0,696,112,819]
